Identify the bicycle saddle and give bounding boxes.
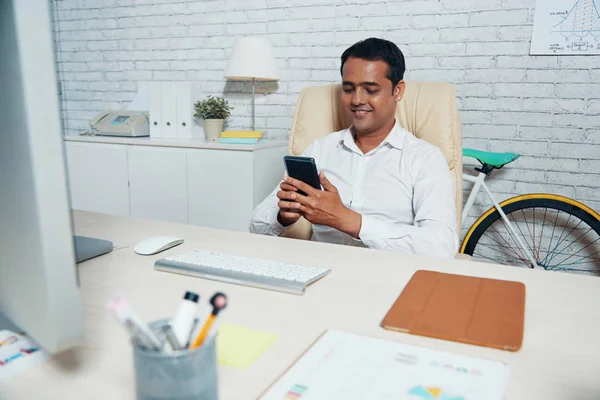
[463,148,520,168]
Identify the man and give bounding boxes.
[249,38,458,258]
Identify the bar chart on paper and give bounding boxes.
[408,386,465,400]
[261,330,510,400]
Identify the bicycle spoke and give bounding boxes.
[474,241,528,264]
[546,238,600,269]
[545,226,595,265]
[550,266,599,274]
[507,211,537,265]
[540,212,575,265]
[543,215,584,265]
[521,208,537,259]
[548,251,600,268]
[541,210,561,266]
[489,222,528,263]
[536,208,548,261]
[538,245,600,263]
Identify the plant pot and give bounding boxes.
[204,119,224,142]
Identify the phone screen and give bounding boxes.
[284,156,321,195]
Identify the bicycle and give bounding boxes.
[459,148,600,275]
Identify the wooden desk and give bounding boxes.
[4,211,600,399]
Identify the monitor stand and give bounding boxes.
[73,235,113,263]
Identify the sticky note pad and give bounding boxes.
[217,324,278,368]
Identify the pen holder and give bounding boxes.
[133,319,218,400]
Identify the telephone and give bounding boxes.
[88,111,149,137]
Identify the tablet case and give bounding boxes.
[381,270,525,351]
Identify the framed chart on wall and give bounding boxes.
[531,0,600,55]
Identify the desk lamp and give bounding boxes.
[224,37,279,130]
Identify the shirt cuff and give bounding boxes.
[267,207,291,236]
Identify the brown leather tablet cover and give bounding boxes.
[381,270,525,351]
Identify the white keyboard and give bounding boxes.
[154,250,331,295]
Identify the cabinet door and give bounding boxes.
[252,146,288,207]
[128,146,187,223]
[187,150,254,231]
[65,142,130,216]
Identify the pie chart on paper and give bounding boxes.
[408,386,466,400]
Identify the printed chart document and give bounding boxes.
[261,330,509,400]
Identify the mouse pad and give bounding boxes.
[381,270,525,351]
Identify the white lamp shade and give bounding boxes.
[224,37,279,81]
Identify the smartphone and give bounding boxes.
[283,156,321,196]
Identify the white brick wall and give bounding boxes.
[50,0,600,231]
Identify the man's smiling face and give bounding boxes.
[341,57,402,136]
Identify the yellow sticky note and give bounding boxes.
[217,324,278,368]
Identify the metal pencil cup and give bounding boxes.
[133,319,218,400]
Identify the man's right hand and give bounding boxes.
[276,180,302,226]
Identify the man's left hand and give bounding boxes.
[284,172,362,238]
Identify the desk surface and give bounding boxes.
[4,211,600,400]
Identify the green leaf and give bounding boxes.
[193,95,233,120]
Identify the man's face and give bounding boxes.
[341,57,404,135]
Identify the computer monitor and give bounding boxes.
[0,0,84,353]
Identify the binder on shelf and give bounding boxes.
[175,82,192,139]
[148,82,162,138]
[160,82,177,139]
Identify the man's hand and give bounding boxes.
[276,179,303,226]
[283,172,362,238]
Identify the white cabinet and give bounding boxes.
[64,137,288,232]
[187,150,254,231]
[65,142,129,216]
[128,146,188,224]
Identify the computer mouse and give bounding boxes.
[133,236,184,255]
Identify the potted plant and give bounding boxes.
[193,95,232,142]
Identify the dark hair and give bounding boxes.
[340,38,406,88]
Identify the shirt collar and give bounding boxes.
[339,120,406,153]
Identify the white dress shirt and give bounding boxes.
[249,122,459,259]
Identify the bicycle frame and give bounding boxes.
[462,171,540,268]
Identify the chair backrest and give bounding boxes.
[284,81,463,239]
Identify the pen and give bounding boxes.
[190,292,227,349]
[107,296,162,351]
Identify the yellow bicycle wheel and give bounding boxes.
[461,194,600,275]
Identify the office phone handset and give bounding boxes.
[88,111,150,137]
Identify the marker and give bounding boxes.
[107,296,162,351]
[190,292,227,349]
[170,291,200,347]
